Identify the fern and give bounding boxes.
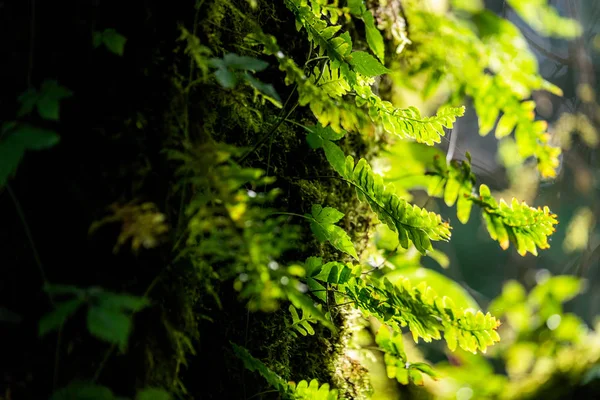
[231,343,339,399]
[248,16,463,144]
[305,128,452,254]
[345,277,501,354]
[426,154,558,256]
[402,7,563,177]
[354,84,465,145]
[290,379,339,400]
[474,184,558,256]
[332,151,451,254]
[427,153,476,224]
[287,304,319,337]
[376,326,437,386]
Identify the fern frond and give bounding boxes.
[427,153,476,224]
[354,84,464,145]
[345,277,501,354]
[376,326,437,385]
[474,184,558,256]
[231,343,294,397]
[232,343,339,399]
[342,155,451,254]
[314,63,351,98]
[426,155,559,256]
[290,379,339,400]
[285,0,351,68]
[286,304,318,337]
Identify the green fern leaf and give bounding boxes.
[475,184,558,256]
[355,83,464,145]
[376,326,437,385]
[340,155,451,254]
[287,304,319,337]
[290,379,339,400]
[346,277,501,353]
[231,343,293,397]
[306,204,358,260]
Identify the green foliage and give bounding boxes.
[18,80,73,120]
[39,284,148,351]
[93,28,127,56]
[428,153,476,224]
[345,276,501,353]
[335,151,451,254]
[475,184,558,256]
[376,326,437,385]
[426,154,559,255]
[306,204,358,260]
[347,0,385,62]
[287,304,319,337]
[290,379,339,400]
[402,6,563,177]
[0,122,60,187]
[208,53,282,106]
[231,343,339,399]
[506,0,582,38]
[428,274,600,400]
[0,80,70,186]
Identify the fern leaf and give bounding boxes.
[341,155,451,254]
[232,343,339,399]
[475,184,558,256]
[346,277,501,354]
[376,326,437,385]
[231,343,294,397]
[287,304,319,337]
[355,83,464,145]
[314,64,351,98]
[427,153,476,224]
[290,379,339,400]
[306,204,358,260]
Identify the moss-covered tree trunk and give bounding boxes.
[0,1,378,398]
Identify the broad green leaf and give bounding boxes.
[136,388,171,400]
[94,29,127,56]
[13,124,60,150]
[308,205,358,259]
[245,74,282,106]
[456,194,473,224]
[306,131,324,149]
[87,306,132,351]
[349,51,390,77]
[0,134,25,187]
[322,141,346,176]
[310,204,344,224]
[95,292,149,312]
[17,80,72,120]
[39,298,84,336]
[214,67,237,88]
[363,12,385,62]
[222,53,269,71]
